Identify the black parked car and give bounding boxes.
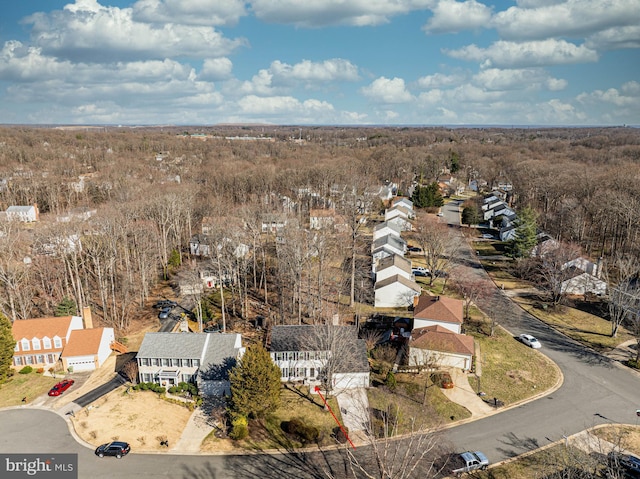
[95,441,131,459]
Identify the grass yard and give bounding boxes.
[368,372,471,434]
[471,445,594,479]
[592,425,640,455]
[515,299,635,352]
[466,318,561,405]
[0,372,58,407]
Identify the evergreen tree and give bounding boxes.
[449,150,460,173]
[55,297,77,317]
[411,182,444,209]
[461,205,481,226]
[0,312,15,382]
[509,206,538,258]
[228,343,281,419]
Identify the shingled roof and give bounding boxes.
[411,325,474,356]
[414,295,463,325]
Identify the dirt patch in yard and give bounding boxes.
[70,387,192,452]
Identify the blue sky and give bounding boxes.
[0,0,638,125]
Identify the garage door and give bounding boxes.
[66,358,96,372]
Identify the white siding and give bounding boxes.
[412,319,461,334]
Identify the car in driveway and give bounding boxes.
[95,441,131,459]
[158,307,172,319]
[519,334,542,348]
[48,379,75,396]
[412,268,429,277]
[155,299,177,308]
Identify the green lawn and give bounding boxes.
[0,372,59,407]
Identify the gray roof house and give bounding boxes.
[269,325,370,390]
[137,332,243,396]
[371,234,407,258]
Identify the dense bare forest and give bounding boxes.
[1,125,639,332]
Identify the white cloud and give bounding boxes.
[237,95,334,117]
[416,72,464,89]
[249,0,434,27]
[577,83,640,108]
[445,39,598,68]
[132,0,246,26]
[269,59,360,85]
[199,58,233,81]
[586,25,640,50]
[423,0,492,34]
[493,0,640,42]
[24,0,247,62]
[361,77,414,103]
[473,68,566,91]
[0,41,72,81]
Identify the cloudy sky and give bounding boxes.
[0,0,638,125]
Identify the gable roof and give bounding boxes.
[12,316,78,341]
[269,325,369,373]
[411,325,474,355]
[373,221,402,234]
[372,234,406,251]
[138,332,207,359]
[414,295,463,324]
[376,254,412,275]
[62,328,110,357]
[375,274,421,292]
[270,325,355,352]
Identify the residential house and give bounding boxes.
[371,235,407,261]
[60,327,115,372]
[6,204,39,222]
[408,325,475,371]
[268,325,370,390]
[57,206,97,223]
[137,332,244,396]
[499,224,517,242]
[189,234,250,258]
[560,268,607,296]
[392,197,413,211]
[384,205,413,231]
[12,315,84,370]
[531,234,559,258]
[372,221,402,241]
[374,254,413,282]
[413,295,464,333]
[562,257,602,278]
[374,275,422,308]
[261,213,288,234]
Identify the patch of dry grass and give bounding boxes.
[592,425,640,455]
[70,387,192,451]
[466,320,560,405]
[0,372,58,407]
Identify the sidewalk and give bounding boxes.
[172,408,217,453]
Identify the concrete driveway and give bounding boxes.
[335,388,369,436]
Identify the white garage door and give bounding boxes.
[66,358,96,372]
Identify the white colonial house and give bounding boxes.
[371,235,406,260]
[269,325,369,390]
[137,332,244,396]
[6,204,39,222]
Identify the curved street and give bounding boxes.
[2,199,640,478]
[445,198,640,461]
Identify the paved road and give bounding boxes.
[444,199,640,462]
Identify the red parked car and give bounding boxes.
[48,379,75,396]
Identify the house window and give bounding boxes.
[140,358,149,366]
[47,354,55,363]
[309,368,315,378]
[171,358,180,367]
[151,358,159,366]
[181,359,189,367]
[14,357,23,366]
[43,338,52,349]
[25,356,33,365]
[192,359,200,368]
[53,337,62,348]
[21,339,30,351]
[14,343,19,352]
[281,368,288,378]
[32,338,41,350]
[181,374,194,383]
[37,355,45,364]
